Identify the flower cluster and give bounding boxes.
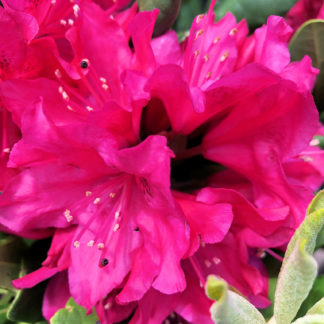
[0,0,323,323]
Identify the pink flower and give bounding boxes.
[0,7,40,80]
[144,2,318,136]
[128,261,213,324]
[202,64,319,228]
[6,98,189,311]
[0,0,323,322]
[286,0,324,31]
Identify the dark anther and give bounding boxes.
[134,227,139,231]
[80,59,89,69]
[101,258,109,267]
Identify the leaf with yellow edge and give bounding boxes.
[50,298,98,324]
[206,275,266,324]
[306,298,324,316]
[274,239,318,324]
[292,314,324,324]
[283,191,324,268]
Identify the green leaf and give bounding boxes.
[137,0,181,36]
[206,275,266,324]
[316,228,324,248]
[306,297,324,315]
[214,0,298,29]
[0,237,26,290]
[297,276,324,318]
[307,190,324,215]
[0,289,14,308]
[289,20,324,111]
[175,0,203,32]
[7,239,51,323]
[50,298,98,324]
[274,239,318,324]
[0,236,26,264]
[260,278,277,321]
[7,281,48,323]
[292,314,324,324]
[283,191,324,268]
[0,308,14,324]
[0,262,21,290]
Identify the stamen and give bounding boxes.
[102,84,109,91]
[62,91,70,101]
[64,209,73,222]
[256,249,266,258]
[86,106,94,112]
[73,240,80,248]
[229,27,238,36]
[194,29,204,41]
[104,302,112,310]
[114,211,120,220]
[93,197,101,204]
[220,50,230,62]
[203,54,209,62]
[100,77,107,83]
[87,240,94,247]
[206,72,212,79]
[204,259,212,268]
[194,50,200,57]
[97,243,105,250]
[60,19,67,26]
[54,69,62,78]
[213,36,221,44]
[213,257,221,265]
[109,192,116,198]
[113,224,120,232]
[68,19,74,26]
[2,148,10,153]
[58,86,70,101]
[66,105,74,111]
[73,4,80,17]
[85,191,92,197]
[196,14,205,24]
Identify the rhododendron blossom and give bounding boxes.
[0,0,323,323]
[286,0,324,31]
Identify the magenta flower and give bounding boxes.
[4,100,189,310]
[0,0,323,323]
[286,0,324,31]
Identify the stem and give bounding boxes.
[174,145,202,161]
[264,248,284,262]
[189,256,206,287]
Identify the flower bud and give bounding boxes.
[137,0,181,37]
